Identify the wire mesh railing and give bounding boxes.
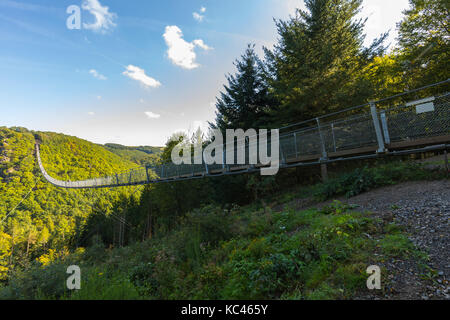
[36,81,450,189]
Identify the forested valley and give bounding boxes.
[0,0,448,299]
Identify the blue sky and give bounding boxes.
[0,0,410,146]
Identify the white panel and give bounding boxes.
[406,96,435,107]
[416,102,435,114]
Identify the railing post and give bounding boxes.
[316,118,328,182]
[293,132,298,158]
[331,123,337,153]
[280,141,286,165]
[222,149,229,172]
[370,102,387,153]
[316,118,328,160]
[380,111,391,146]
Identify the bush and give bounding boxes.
[64,269,141,300]
[185,205,235,247]
[314,162,442,201]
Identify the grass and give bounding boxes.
[2,160,440,300]
[0,201,420,300]
[266,161,446,206]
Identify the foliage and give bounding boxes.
[314,162,441,200]
[261,0,388,126]
[1,200,418,300]
[103,143,162,166]
[0,127,144,280]
[1,0,448,300]
[63,269,141,300]
[212,44,276,132]
[396,0,450,89]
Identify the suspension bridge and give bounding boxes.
[35,81,450,189]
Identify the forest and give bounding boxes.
[0,0,448,299]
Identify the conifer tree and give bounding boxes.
[263,0,387,126]
[212,44,275,132]
[396,0,449,89]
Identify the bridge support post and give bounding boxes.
[316,118,329,182]
[316,118,328,161]
[380,111,390,146]
[370,102,387,153]
[331,123,337,153]
[293,132,298,158]
[222,149,229,172]
[321,163,328,182]
[280,144,286,166]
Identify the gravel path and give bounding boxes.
[343,180,449,300]
[279,179,450,300]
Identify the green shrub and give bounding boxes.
[65,269,140,300]
[314,162,442,201]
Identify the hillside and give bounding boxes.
[102,143,162,166]
[2,175,448,300]
[0,127,143,280]
[0,144,447,299]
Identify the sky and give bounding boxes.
[0,0,411,146]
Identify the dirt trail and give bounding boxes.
[279,180,450,300]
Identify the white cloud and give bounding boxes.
[89,69,107,80]
[123,65,161,88]
[193,12,204,22]
[358,0,410,48]
[284,0,307,15]
[192,39,212,51]
[81,0,117,33]
[144,111,161,119]
[193,7,206,22]
[88,111,95,115]
[163,25,212,70]
[97,95,102,100]
[282,0,410,48]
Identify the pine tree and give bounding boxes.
[212,44,276,132]
[396,0,450,89]
[263,0,387,126]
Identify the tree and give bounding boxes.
[263,0,387,126]
[212,44,276,132]
[0,231,12,280]
[396,0,450,89]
